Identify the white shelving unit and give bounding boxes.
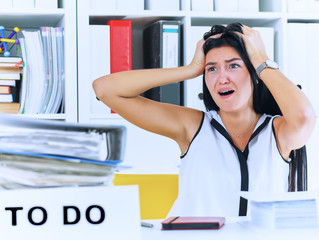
[77,0,319,182]
[76,0,297,122]
[0,0,78,122]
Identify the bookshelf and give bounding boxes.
[79,0,319,181]
[0,0,77,122]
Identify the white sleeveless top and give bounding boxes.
[168,111,289,217]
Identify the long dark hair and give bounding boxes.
[202,23,307,191]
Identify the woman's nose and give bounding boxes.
[217,69,229,84]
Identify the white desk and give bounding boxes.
[141,218,319,240]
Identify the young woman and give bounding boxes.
[93,23,316,217]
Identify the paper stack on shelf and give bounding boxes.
[241,191,319,229]
[19,27,65,114]
[0,112,128,189]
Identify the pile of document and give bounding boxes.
[0,113,127,189]
[241,191,319,229]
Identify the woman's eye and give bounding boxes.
[207,66,217,72]
[229,63,239,69]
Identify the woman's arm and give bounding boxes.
[93,40,206,152]
[239,25,316,158]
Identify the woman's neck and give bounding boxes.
[218,110,260,141]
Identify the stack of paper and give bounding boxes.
[241,191,319,229]
[0,112,128,189]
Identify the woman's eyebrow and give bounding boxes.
[205,57,242,67]
[205,62,217,67]
[225,57,242,63]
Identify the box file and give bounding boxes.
[143,20,182,105]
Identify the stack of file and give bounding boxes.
[0,57,23,113]
[0,113,128,189]
[241,191,319,229]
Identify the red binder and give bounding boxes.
[106,20,132,74]
[106,20,132,114]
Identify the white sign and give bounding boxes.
[0,185,141,240]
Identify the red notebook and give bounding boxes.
[106,20,132,113]
[161,216,226,230]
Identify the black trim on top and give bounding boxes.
[210,116,271,216]
[181,111,205,159]
[271,117,291,164]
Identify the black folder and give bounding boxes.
[143,20,183,106]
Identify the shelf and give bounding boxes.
[0,9,65,28]
[189,11,282,19]
[89,9,186,17]
[87,10,286,30]
[18,114,67,120]
[191,19,282,27]
[286,13,319,23]
[88,10,186,27]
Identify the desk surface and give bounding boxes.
[141,218,319,240]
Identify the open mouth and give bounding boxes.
[218,90,235,96]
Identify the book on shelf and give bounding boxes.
[241,191,319,229]
[0,102,20,114]
[0,80,16,86]
[143,20,182,105]
[0,112,128,189]
[0,66,22,74]
[106,20,132,74]
[0,72,20,80]
[0,56,22,64]
[106,20,132,114]
[0,93,13,103]
[0,86,10,94]
[89,24,113,117]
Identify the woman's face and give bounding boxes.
[204,45,253,113]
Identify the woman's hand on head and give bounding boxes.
[237,25,269,68]
[189,39,206,77]
[189,34,222,78]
